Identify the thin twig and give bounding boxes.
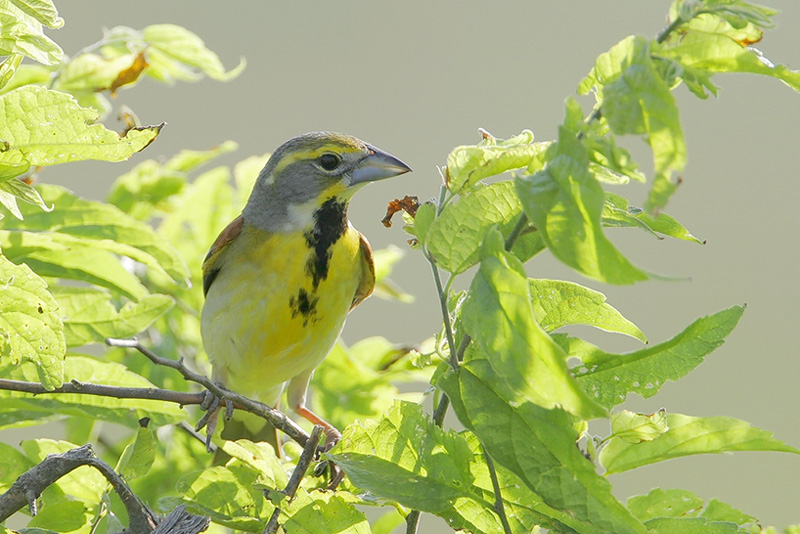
[106,338,310,448]
[405,510,422,534]
[263,425,324,534]
[482,444,513,534]
[0,378,204,406]
[424,251,458,371]
[0,444,157,532]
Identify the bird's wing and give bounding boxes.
[202,215,244,296]
[351,231,376,310]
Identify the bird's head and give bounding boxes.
[243,132,411,232]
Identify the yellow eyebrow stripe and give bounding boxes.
[272,143,362,175]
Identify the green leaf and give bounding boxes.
[219,439,287,489]
[628,488,704,521]
[609,409,669,443]
[0,354,186,428]
[53,53,139,94]
[281,489,371,534]
[656,29,800,92]
[163,465,271,532]
[0,441,33,492]
[573,306,745,408]
[0,177,51,216]
[603,192,703,243]
[329,401,517,534]
[628,487,756,526]
[516,123,649,285]
[115,422,156,480]
[402,200,435,245]
[438,367,648,534]
[27,500,91,533]
[462,235,606,419]
[312,342,410,431]
[0,5,63,65]
[21,439,106,504]
[426,181,544,273]
[0,253,64,389]
[580,35,686,211]
[51,286,173,347]
[141,24,245,82]
[529,278,646,342]
[0,230,151,300]
[600,413,800,474]
[0,86,162,166]
[371,245,413,303]
[446,129,549,192]
[8,0,63,29]
[107,141,238,220]
[643,517,740,534]
[2,185,190,286]
[0,53,22,91]
[701,498,757,525]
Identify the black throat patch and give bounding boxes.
[303,197,348,290]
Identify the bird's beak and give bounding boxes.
[350,145,412,186]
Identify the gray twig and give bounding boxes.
[105,337,310,447]
[263,425,324,534]
[0,444,156,533]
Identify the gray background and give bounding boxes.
[31,1,800,530]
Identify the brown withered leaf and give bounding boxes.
[381,195,419,228]
[110,52,149,96]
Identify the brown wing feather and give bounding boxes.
[202,216,244,296]
[351,232,375,310]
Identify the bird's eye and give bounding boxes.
[318,153,341,171]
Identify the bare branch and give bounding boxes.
[0,444,157,533]
[106,337,310,447]
[263,425,324,534]
[153,505,210,534]
[0,378,204,405]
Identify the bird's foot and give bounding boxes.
[195,389,233,452]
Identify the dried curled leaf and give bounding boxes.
[381,195,419,228]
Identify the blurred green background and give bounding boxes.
[17,1,800,531]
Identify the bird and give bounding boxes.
[200,132,411,453]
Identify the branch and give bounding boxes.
[483,443,513,534]
[106,337,310,448]
[263,425,324,534]
[0,444,157,533]
[0,378,204,405]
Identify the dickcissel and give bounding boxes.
[200,132,411,451]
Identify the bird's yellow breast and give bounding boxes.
[200,222,365,403]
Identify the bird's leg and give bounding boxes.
[196,388,233,452]
[286,370,341,450]
[287,372,344,489]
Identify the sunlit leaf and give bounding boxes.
[600,413,800,474]
[573,306,744,408]
[603,192,703,243]
[0,354,186,428]
[610,409,669,443]
[281,489,371,534]
[0,86,162,166]
[462,231,606,419]
[427,181,544,273]
[438,368,648,534]
[330,401,517,534]
[0,5,63,65]
[446,129,549,193]
[115,422,156,480]
[529,278,646,342]
[516,124,648,284]
[0,253,64,389]
[142,24,245,83]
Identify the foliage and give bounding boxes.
[0,1,799,533]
